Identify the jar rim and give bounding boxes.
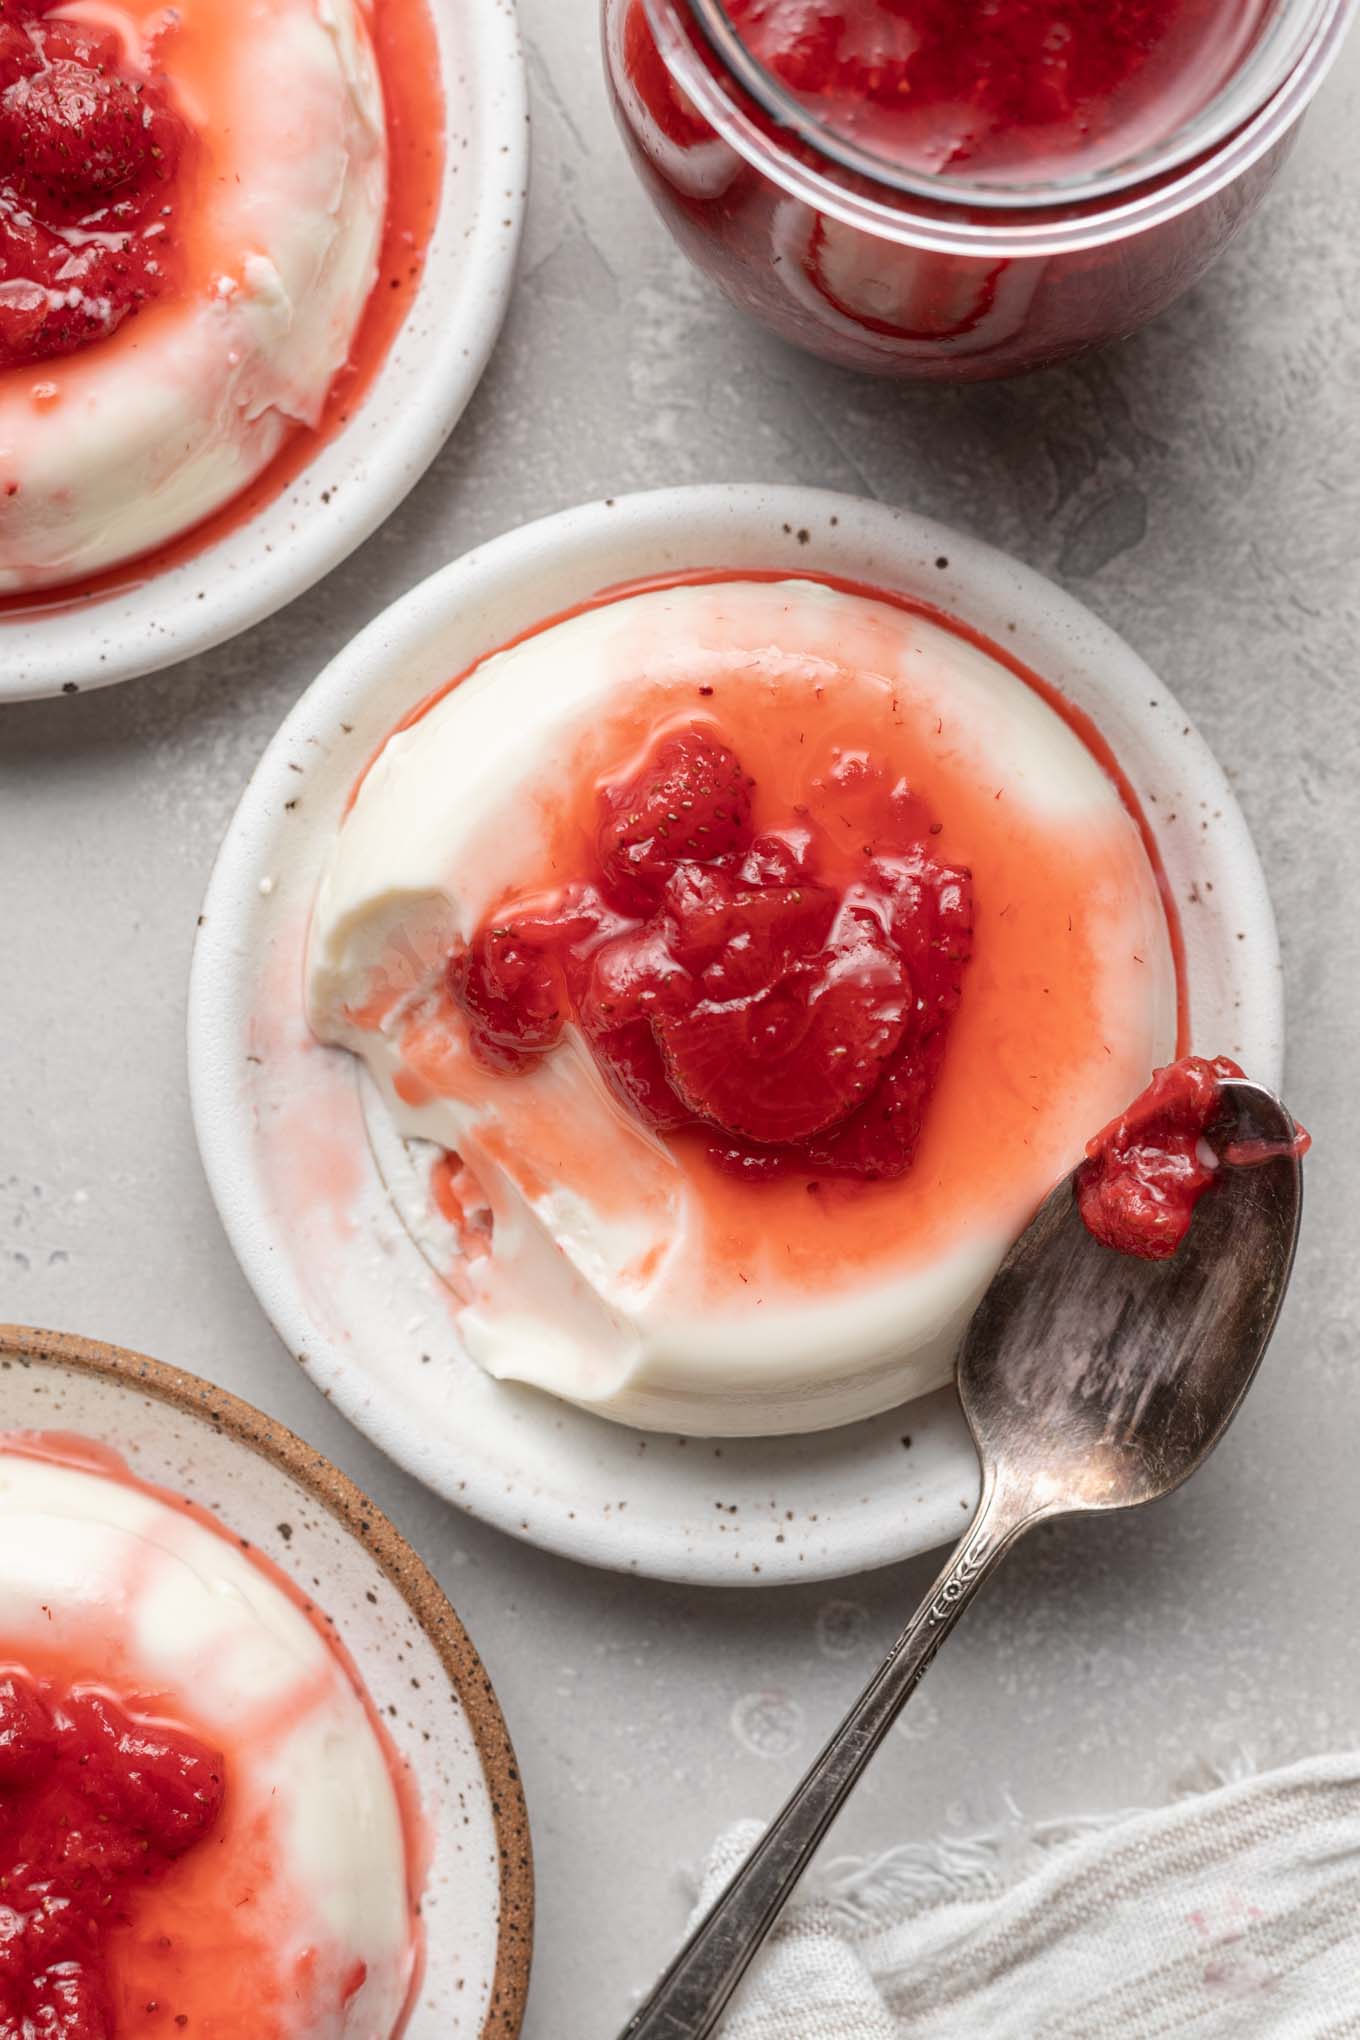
[636,0,1356,254]
[677,0,1345,210]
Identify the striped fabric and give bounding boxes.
[692,1756,1360,2037]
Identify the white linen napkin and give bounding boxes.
[690,1754,1360,2037]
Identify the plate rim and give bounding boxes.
[187,481,1285,1587]
[0,0,529,702]
[0,1319,534,2037]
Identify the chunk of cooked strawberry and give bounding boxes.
[657,905,911,1144]
[726,0,844,95]
[581,1015,692,1132]
[804,1027,946,1180]
[702,1019,948,1184]
[1076,1142,1212,1260]
[450,896,604,1070]
[0,22,182,214]
[867,849,974,1030]
[870,847,972,957]
[736,828,816,888]
[0,270,54,373]
[449,933,562,1070]
[1075,1056,1244,1259]
[0,16,187,368]
[662,861,837,997]
[59,1691,225,1858]
[0,1672,57,1789]
[597,726,753,910]
[622,0,718,151]
[23,1958,114,2040]
[0,207,163,369]
[574,921,694,1034]
[571,926,694,1129]
[0,21,33,86]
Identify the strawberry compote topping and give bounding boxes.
[449,722,974,1182]
[1077,1055,1310,1260]
[0,1669,224,2038]
[723,0,1268,181]
[0,2,186,370]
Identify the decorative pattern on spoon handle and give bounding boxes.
[927,1526,993,1624]
[618,1485,1032,2040]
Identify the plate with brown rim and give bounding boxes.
[0,1323,533,2037]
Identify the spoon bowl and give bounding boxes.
[962,1079,1303,1517]
[621,1077,1304,2040]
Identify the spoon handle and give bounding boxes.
[618,1480,1034,2040]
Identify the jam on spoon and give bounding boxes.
[1078,1054,1311,1259]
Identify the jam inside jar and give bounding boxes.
[603,0,1356,379]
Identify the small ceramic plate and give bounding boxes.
[0,0,526,702]
[0,1324,533,2037]
[187,484,1283,1587]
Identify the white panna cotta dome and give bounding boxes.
[0,0,387,591]
[306,576,1178,1436]
[0,1442,417,2037]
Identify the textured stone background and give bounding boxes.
[3,6,1359,2032]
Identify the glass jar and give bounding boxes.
[603,0,1356,380]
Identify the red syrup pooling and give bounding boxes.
[1077,1054,1310,1259]
[0,3,187,370]
[722,0,1271,182]
[0,1668,223,2038]
[449,720,974,1183]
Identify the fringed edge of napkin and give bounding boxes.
[693,1748,1265,1939]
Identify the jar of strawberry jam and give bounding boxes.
[603,0,1356,378]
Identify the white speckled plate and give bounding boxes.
[187,484,1283,1587]
[0,0,527,702]
[0,1325,533,2036]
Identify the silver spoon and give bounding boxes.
[620,1078,1303,2040]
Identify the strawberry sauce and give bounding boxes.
[450,720,974,1182]
[0,2,187,370]
[722,0,1271,182]
[1078,1055,1310,1259]
[0,1670,223,2038]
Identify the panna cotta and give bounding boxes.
[0,1434,420,2037]
[307,575,1179,1436]
[0,0,389,590]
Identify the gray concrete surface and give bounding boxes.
[3,6,1360,2033]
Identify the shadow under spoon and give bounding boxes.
[619,1079,1304,2040]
